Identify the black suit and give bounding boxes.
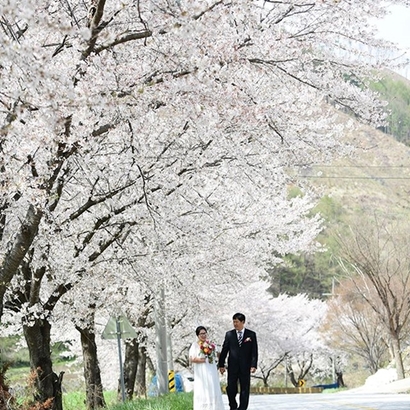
[218,328,258,410]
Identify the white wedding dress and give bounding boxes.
[189,341,225,410]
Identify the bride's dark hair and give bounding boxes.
[195,326,207,336]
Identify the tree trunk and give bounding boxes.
[0,204,42,320]
[0,362,14,409]
[336,372,345,388]
[285,362,298,387]
[23,319,63,410]
[122,339,138,400]
[390,333,405,379]
[135,345,147,397]
[121,340,148,399]
[76,325,106,409]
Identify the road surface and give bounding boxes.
[222,393,410,409]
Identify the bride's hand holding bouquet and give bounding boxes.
[199,340,217,364]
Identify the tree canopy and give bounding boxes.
[1,0,409,406]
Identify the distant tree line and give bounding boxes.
[371,73,410,146]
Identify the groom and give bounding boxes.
[218,313,258,410]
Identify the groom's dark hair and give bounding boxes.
[233,312,245,322]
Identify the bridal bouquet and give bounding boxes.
[199,340,217,364]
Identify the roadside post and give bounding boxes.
[102,315,137,402]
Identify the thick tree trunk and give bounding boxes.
[122,302,151,398]
[23,319,63,410]
[391,333,405,379]
[336,372,346,388]
[0,362,14,409]
[120,341,147,399]
[135,345,147,397]
[0,204,42,320]
[122,339,139,400]
[76,326,106,409]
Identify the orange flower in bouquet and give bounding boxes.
[199,340,217,364]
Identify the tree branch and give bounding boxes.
[94,30,152,54]
[68,181,136,221]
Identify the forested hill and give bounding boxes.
[268,71,410,298]
[308,70,410,221]
[372,70,410,146]
[301,118,410,221]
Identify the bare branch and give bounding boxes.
[94,30,152,54]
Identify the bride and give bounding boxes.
[189,326,225,410]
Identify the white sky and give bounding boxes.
[376,5,410,48]
[375,5,410,78]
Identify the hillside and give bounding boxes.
[298,70,410,221]
[301,122,410,221]
[269,73,410,298]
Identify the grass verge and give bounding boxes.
[63,391,193,410]
[63,390,117,410]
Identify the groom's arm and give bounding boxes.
[218,332,230,372]
[251,331,258,371]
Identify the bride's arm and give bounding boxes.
[191,356,206,364]
[189,343,206,364]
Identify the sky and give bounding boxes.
[375,5,410,78]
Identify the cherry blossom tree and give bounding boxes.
[338,215,410,379]
[197,282,329,387]
[1,0,409,407]
[336,216,410,380]
[322,279,390,375]
[264,293,328,387]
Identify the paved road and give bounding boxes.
[222,393,410,409]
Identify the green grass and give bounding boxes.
[62,391,193,410]
[62,391,118,410]
[62,392,86,410]
[6,363,192,410]
[109,392,192,410]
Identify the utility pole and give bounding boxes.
[167,317,176,392]
[154,286,169,395]
[322,277,338,382]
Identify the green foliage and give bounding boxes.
[312,195,345,226]
[267,195,347,298]
[370,74,410,145]
[108,392,193,410]
[267,253,323,297]
[0,336,28,367]
[1,336,75,370]
[50,340,76,364]
[287,185,304,199]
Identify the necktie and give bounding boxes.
[238,331,243,346]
